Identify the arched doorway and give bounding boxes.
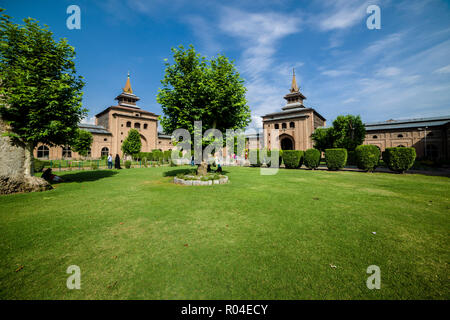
[280,135,294,150]
[140,134,148,151]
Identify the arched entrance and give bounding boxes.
[280,134,294,150]
[140,134,148,151]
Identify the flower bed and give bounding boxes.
[173,173,229,186]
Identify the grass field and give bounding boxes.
[0,166,448,299]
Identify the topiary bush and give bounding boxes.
[125,160,132,169]
[382,147,416,173]
[263,149,282,167]
[163,150,171,163]
[249,149,261,167]
[281,150,303,169]
[304,148,321,169]
[355,145,380,172]
[325,148,347,170]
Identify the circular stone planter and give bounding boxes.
[173,175,229,186]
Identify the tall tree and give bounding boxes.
[311,127,334,152]
[72,129,93,158]
[332,115,365,151]
[0,10,86,177]
[121,129,141,158]
[157,45,251,144]
[311,115,365,151]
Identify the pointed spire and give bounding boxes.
[290,68,299,93]
[123,71,133,94]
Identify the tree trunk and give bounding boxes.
[0,117,51,194]
[24,143,35,176]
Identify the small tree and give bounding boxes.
[121,129,141,158]
[0,11,85,177]
[72,129,92,158]
[311,115,365,152]
[157,45,251,153]
[311,127,334,152]
[332,115,365,151]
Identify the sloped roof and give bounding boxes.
[78,123,111,135]
[364,115,450,131]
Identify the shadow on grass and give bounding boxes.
[57,170,119,183]
[163,167,229,177]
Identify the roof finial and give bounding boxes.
[290,68,299,93]
[123,71,133,94]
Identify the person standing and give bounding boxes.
[107,154,113,169]
[114,154,122,169]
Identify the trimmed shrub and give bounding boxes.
[304,148,321,169]
[249,149,261,167]
[382,147,416,173]
[90,162,98,170]
[125,160,132,169]
[163,150,171,163]
[263,149,282,167]
[355,145,380,172]
[325,148,347,170]
[282,150,303,169]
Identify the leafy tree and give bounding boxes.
[121,129,141,158]
[71,129,92,158]
[311,127,334,152]
[157,45,251,147]
[0,10,85,175]
[332,115,365,151]
[311,115,365,152]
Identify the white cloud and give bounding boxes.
[219,8,301,80]
[342,98,357,104]
[184,15,222,56]
[321,69,354,77]
[218,8,302,128]
[313,0,377,31]
[376,67,401,77]
[434,64,450,74]
[81,116,96,125]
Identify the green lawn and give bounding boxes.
[0,166,448,299]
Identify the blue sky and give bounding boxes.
[2,0,450,130]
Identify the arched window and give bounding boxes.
[282,123,287,129]
[126,121,131,127]
[426,144,439,159]
[397,134,404,138]
[372,135,378,139]
[397,144,405,147]
[275,124,279,129]
[289,122,295,128]
[134,122,141,129]
[101,147,109,157]
[37,145,49,159]
[62,146,72,158]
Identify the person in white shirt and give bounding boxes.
[107,154,113,169]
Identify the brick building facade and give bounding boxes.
[34,75,172,160]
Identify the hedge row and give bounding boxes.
[137,150,172,162]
